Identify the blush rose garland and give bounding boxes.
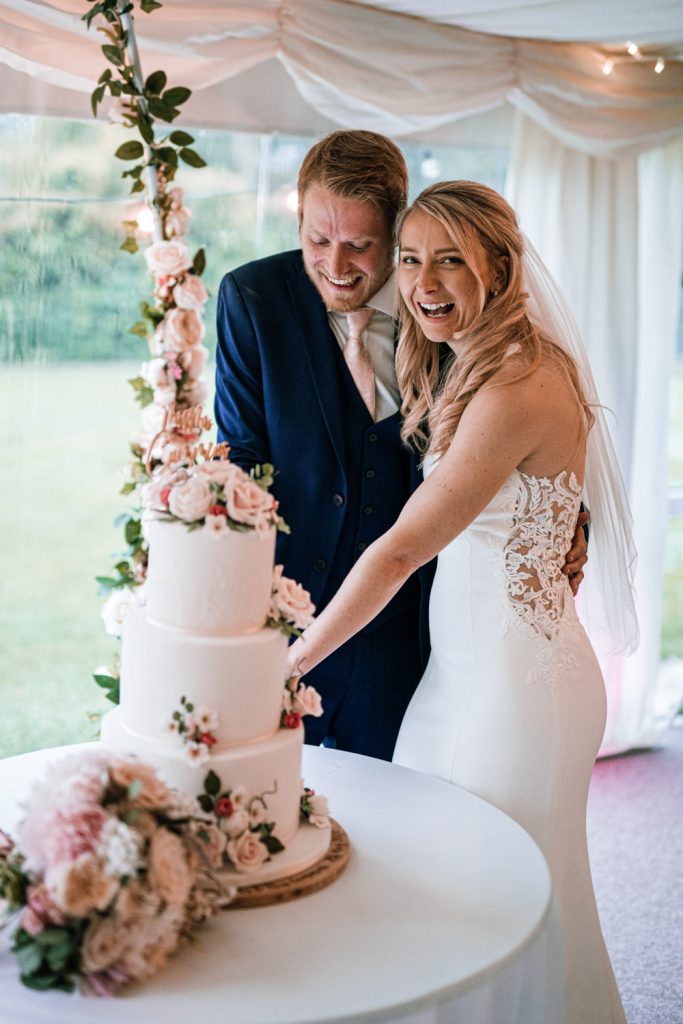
[84,0,213,704]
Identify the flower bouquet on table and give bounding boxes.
[0,752,233,996]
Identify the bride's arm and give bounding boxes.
[286,380,544,678]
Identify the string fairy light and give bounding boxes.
[601,42,669,76]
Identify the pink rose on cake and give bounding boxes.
[160,308,205,353]
[167,474,213,522]
[144,239,192,279]
[173,274,207,311]
[270,565,316,630]
[226,831,269,873]
[292,683,324,718]
[225,475,278,533]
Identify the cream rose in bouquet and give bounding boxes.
[0,753,231,996]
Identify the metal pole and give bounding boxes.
[117,0,164,243]
[255,133,272,259]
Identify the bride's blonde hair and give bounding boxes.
[395,181,593,457]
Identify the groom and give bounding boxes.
[214,130,587,761]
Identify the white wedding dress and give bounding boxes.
[393,461,626,1024]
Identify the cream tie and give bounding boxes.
[344,307,376,420]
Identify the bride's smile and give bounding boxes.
[398,208,494,347]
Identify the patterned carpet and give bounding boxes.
[588,719,683,1024]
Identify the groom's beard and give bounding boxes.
[303,254,393,314]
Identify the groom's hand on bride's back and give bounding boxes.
[563,511,590,596]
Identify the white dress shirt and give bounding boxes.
[327,271,400,422]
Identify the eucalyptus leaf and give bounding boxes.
[120,237,139,254]
[130,179,145,194]
[197,794,214,813]
[128,321,148,337]
[138,118,155,145]
[192,248,206,275]
[101,44,124,67]
[115,140,144,161]
[179,148,207,169]
[163,86,191,106]
[16,942,43,975]
[127,779,142,800]
[169,130,194,146]
[141,0,163,11]
[147,98,175,121]
[145,70,167,96]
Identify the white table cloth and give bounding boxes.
[0,743,565,1024]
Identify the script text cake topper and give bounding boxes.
[146,403,230,472]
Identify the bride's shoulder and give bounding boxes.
[483,351,573,409]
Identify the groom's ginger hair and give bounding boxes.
[297,130,408,232]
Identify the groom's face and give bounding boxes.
[300,184,394,313]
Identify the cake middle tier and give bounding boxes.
[101,710,304,845]
[120,607,288,746]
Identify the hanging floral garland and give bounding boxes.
[83,0,209,701]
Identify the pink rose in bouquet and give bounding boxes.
[173,274,208,311]
[144,239,192,279]
[160,308,205,353]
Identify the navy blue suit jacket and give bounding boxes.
[214,249,433,759]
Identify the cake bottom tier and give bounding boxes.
[101,710,304,844]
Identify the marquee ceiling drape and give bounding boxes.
[1,0,682,154]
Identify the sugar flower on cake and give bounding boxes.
[167,696,219,763]
[0,753,232,996]
[300,788,331,830]
[197,771,285,872]
[101,585,146,638]
[281,676,324,729]
[147,456,288,536]
[270,565,316,632]
[167,473,213,522]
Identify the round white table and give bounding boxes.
[0,744,565,1024]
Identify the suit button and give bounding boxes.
[357,542,367,552]
[365,469,375,478]
[368,432,378,442]
[332,493,344,507]
[364,505,373,515]
[314,558,327,572]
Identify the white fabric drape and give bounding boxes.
[506,115,683,753]
[1,0,682,156]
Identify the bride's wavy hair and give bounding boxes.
[395,181,594,457]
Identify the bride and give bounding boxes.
[286,180,637,1024]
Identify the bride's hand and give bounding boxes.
[285,636,306,680]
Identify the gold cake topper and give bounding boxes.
[146,403,230,473]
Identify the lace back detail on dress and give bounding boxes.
[503,471,582,641]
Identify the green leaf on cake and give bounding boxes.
[93,673,120,704]
[197,794,214,814]
[204,770,221,796]
[262,834,285,855]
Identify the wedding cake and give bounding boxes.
[101,441,331,886]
